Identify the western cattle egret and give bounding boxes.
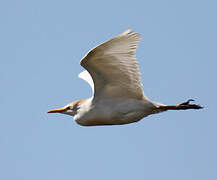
[47,29,202,126]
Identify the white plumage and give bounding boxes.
[47,29,202,126]
[80,29,146,100]
[78,70,94,94]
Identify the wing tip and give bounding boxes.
[120,28,141,39]
[78,70,85,78]
[78,70,94,93]
[121,28,132,35]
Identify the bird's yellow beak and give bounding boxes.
[47,107,68,113]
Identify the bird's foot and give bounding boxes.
[176,99,203,110]
[158,99,203,111]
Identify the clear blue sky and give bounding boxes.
[1,0,216,179]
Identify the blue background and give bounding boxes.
[1,0,216,179]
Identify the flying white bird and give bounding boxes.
[47,29,202,126]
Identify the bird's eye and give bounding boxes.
[67,106,72,110]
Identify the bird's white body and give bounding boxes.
[47,29,202,126]
[74,97,158,126]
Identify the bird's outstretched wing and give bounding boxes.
[80,29,148,100]
[78,70,94,94]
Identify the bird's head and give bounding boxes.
[47,100,82,116]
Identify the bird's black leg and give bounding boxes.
[158,99,203,111]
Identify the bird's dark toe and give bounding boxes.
[179,99,195,106]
